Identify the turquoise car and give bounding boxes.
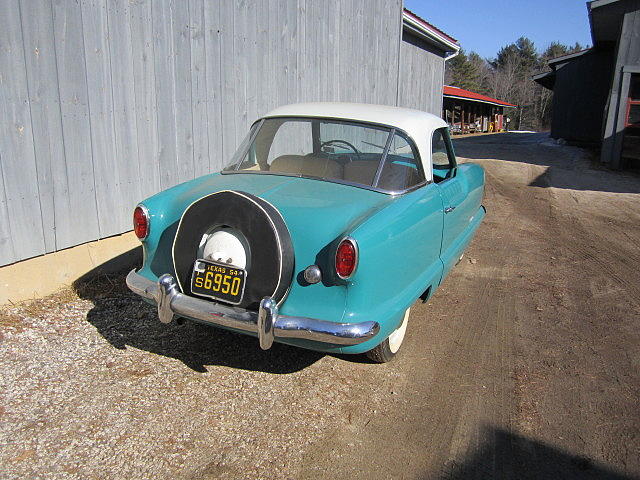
[126,102,485,362]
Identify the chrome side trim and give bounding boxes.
[126,270,379,350]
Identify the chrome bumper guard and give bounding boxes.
[126,270,379,350]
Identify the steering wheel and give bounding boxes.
[320,139,361,161]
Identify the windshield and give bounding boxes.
[222,117,424,192]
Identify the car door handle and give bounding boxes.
[444,206,456,214]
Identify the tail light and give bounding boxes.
[335,237,358,279]
[133,205,149,240]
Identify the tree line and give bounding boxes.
[445,37,586,131]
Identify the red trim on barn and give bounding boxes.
[443,85,517,108]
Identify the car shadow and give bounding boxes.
[74,248,324,374]
[452,133,640,195]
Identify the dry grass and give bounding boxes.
[1,287,79,321]
[0,270,130,325]
[72,271,130,300]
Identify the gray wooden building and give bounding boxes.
[0,1,459,267]
[533,0,640,170]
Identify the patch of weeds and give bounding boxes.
[73,271,130,300]
[0,269,131,324]
[10,287,81,319]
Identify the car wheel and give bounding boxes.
[365,307,410,363]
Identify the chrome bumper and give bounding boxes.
[125,269,379,350]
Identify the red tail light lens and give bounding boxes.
[133,206,149,240]
[335,238,357,279]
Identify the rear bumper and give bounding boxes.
[126,269,379,350]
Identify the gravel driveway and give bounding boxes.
[1,133,639,479]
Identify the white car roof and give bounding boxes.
[263,102,447,137]
[262,102,447,180]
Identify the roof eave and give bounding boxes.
[402,11,460,55]
[547,48,592,66]
[587,0,624,45]
[589,0,621,10]
[443,94,516,108]
[532,70,556,90]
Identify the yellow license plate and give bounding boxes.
[190,259,246,305]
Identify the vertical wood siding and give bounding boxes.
[397,34,445,116]
[550,50,615,144]
[0,0,446,266]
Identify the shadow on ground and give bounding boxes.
[453,133,640,195]
[73,248,323,374]
[435,426,635,480]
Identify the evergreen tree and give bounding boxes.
[467,52,493,95]
[445,49,480,92]
[542,42,570,62]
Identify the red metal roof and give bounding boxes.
[443,85,517,107]
[403,8,458,45]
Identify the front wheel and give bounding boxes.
[365,308,410,363]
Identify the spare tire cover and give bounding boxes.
[172,190,294,310]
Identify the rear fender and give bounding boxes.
[337,185,445,354]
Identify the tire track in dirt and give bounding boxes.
[306,137,640,478]
[345,137,637,478]
[480,138,639,477]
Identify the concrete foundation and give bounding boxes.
[0,232,141,305]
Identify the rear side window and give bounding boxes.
[375,132,424,191]
[432,127,456,182]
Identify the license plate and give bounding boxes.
[190,259,246,305]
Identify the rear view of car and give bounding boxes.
[126,102,486,362]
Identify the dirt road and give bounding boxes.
[1,133,639,479]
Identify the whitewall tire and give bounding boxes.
[366,308,410,363]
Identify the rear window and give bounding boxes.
[223,117,424,193]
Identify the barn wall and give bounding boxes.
[549,49,615,144]
[397,31,446,116]
[0,0,449,266]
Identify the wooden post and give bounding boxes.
[461,103,465,133]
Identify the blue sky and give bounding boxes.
[404,0,593,59]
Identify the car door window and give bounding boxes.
[432,127,456,183]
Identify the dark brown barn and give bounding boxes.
[534,0,640,170]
